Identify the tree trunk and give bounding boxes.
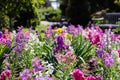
[9,16,13,31]
[66,0,91,27]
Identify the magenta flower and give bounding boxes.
[88,32,101,45]
[117,35,120,40]
[96,75,103,80]
[0,31,3,38]
[72,69,85,80]
[86,75,96,80]
[0,33,11,45]
[0,69,11,80]
[117,49,120,57]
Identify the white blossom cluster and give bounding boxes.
[34,61,54,78]
[25,33,45,55]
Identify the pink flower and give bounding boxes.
[24,31,30,39]
[72,69,85,80]
[117,35,120,40]
[86,75,96,80]
[96,75,103,80]
[0,69,11,80]
[117,49,120,57]
[88,31,101,45]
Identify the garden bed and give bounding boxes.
[0,25,120,80]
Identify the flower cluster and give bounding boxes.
[20,69,32,80]
[0,30,11,46]
[13,26,30,54]
[87,27,102,45]
[32,57,44,73]
[20,57,54,80]
[72,69,102,80]
[96,49,114,66]
[55,51,77,64]
[44,27,53,39]
[0,69,11,80]
[53,35,69,53]
[1,25,120,80]
[66,25,83,36]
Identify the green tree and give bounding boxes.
[60,0,119,27]
[0,0,44,30]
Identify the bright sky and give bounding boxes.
[51,2,60,9]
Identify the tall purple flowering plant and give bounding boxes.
[13,26,29,54]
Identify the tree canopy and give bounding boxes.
[0,0,44,30]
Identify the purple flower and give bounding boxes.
[34,77,44,80]
[96,49,106,58]
[36,30,39,36]
[66,25,78,36]
[46,77,53,80]
[29,26,33,31]
[103,54,114,66]
[77,25,83,34]
[20,69,32,80]
[54,35,69,53]
[32,57,44,72]
[89,58,98,65]
[13,27,29,54]
[96,75,103,80]
[44,27,53,39]
[3,53,9,58]
[17,26,23,32]
[34,77,52,80]
[0,31,3,38]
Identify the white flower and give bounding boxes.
[118,65,120,70]
[41,61,48,66]
[41,61,54,77]
[65,38,71,45]
[117,58,120,64]
[34,71,43,78]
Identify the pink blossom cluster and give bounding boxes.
[72,69,102,80]
[117,49,120,58]
[0,29,12,45]
[55,52,77,65]
[87,27,103,45]
[0,69,11,80]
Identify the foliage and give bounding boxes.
[0,0,45,30]
[44,7,61,22]
[61,0,118,26]
[71,34,93,65]
[115,0,120,6]
[0,12,9,30]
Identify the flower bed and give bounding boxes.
[0,25,120,80]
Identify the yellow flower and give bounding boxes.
[64,34,72,39]
[54,28,63,34]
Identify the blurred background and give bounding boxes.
[0,0,120,30]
